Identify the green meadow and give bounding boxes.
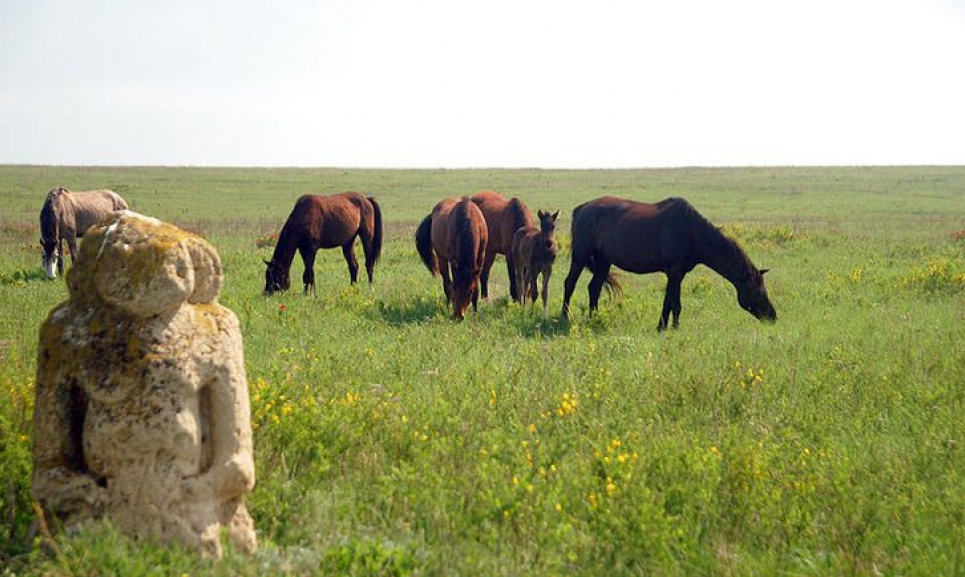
[1,165,963,575]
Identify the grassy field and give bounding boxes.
[1,165,963,575]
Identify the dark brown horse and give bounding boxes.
[469,191,533,301]
[264,192,383,295]
[510,210,559,318]
[561,196,777,330]
[40,187,129,279]
[415,197,489,320]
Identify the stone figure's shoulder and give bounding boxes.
[190,302,241,333]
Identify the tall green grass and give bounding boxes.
[1,166,963,574]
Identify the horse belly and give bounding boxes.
[316,208,360,248]
[614,259,667,275]
[599,228,667,275]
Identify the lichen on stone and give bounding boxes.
[33,211,256,557]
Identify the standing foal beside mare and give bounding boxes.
[510,210,559,318]
[468,191,534,301]
[561,196,777,330]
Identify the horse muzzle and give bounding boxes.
[42,259,58,280]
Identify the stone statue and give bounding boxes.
[32,211,256,557]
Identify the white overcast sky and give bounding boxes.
[1,0,963,168]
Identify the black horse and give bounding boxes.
[561,196,777,330]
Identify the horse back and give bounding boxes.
[64,190,129,236]
[469,191,532,254]
[290,193,365,248]
[572,196,694,274]
[431,197,487,266]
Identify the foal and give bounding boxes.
[510,210,559,318]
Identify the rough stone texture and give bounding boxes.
[32,211,256,557]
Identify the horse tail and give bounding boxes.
[367,196,383,265]
[604,271,623,297]
[415,213,437,275]
[585,252,623,298]
[453,201,476,286]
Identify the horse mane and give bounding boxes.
[268,196,308,270]
[453,200,477,285]
[40,190,61,243]
[667,197,755,278]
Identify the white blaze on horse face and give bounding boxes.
[43,256,57,279]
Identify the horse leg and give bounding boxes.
[587,262,612,314]
[359,229,375,286]
[480,250,495,300]
[66,232,78,263]
[342,242,360,285]
[506,250,520,302]
[56,238,65,276]
[671,272,686,328]
[440,260,453,302]
[561,255,586,319]
[540,267,552,319]
[658,272,683,331]
[300,246,317,296]
[471,279,480,314]
[515,254,530,305]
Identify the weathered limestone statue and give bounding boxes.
[32,211,256,557]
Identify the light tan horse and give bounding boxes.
[468,191,533,301]
[40,187,129,279]
[510,210,559,318]
[415,197,489,320]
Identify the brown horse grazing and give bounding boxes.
[561,196,777,330]
[415,197,488,321]
[40,187,129,279]
[511,210,559,318]
[264,192,383,295]
[468,191,533,301]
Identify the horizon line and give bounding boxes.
[2,162,963,171]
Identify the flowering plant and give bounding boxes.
[256,234,278,249]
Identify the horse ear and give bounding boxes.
[760,268,770,275]
[537,210,545,219]
[551,210,559,221]
[263,259,272,266]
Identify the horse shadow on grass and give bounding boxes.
[371,295,445,326]
[514,314,572,338]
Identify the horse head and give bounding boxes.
[736,268,777,322]
[263,259,290,295]
[39,188,67,279]
[450,265,481,321]
[40,237,60,279]
[537,210,559,260]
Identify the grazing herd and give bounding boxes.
[39,187,777,329]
